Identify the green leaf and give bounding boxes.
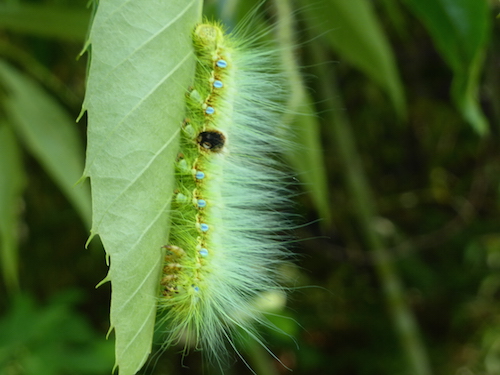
[0,124,26,292]
[0,3,91,41]
[83,1,202,374]
[300,0,406,117]
[274,0,332,226]
[289,99,333,226]
[401,0,491,134]
[0,60,91,228]
[0,293,114,374]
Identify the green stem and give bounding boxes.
[313,43,433,375]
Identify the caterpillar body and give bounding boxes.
[157,20,293,366]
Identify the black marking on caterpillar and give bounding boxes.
[197,130,226,151]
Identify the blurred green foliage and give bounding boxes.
[0,292,114,375]
[1,0,500,374]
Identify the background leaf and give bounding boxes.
[0,3,90,41]
[0,60,91,228]
[0,292,114,375]
[0,124,26,291]
[300,0,407,118]
[83,0,202,373]
[401,0,491,134]
[274,0,333,226]
[289,101,332,226]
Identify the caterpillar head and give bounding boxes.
[193,23,224,56]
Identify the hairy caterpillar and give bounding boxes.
[156,18,294,368]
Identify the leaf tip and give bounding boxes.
[96,274,110,288]
[85,230,97,248]
[76,106,87,122]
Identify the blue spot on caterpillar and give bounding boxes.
[199,248,209,257]
[216,59,227,68]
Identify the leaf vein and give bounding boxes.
[93,127,180,231]
[85,50,191,174]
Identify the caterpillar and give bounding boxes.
[156,18,294,368]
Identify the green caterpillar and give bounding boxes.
[156,20,294,367]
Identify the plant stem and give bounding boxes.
[313,43,433,375]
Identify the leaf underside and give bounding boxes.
[83,1,202,374]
